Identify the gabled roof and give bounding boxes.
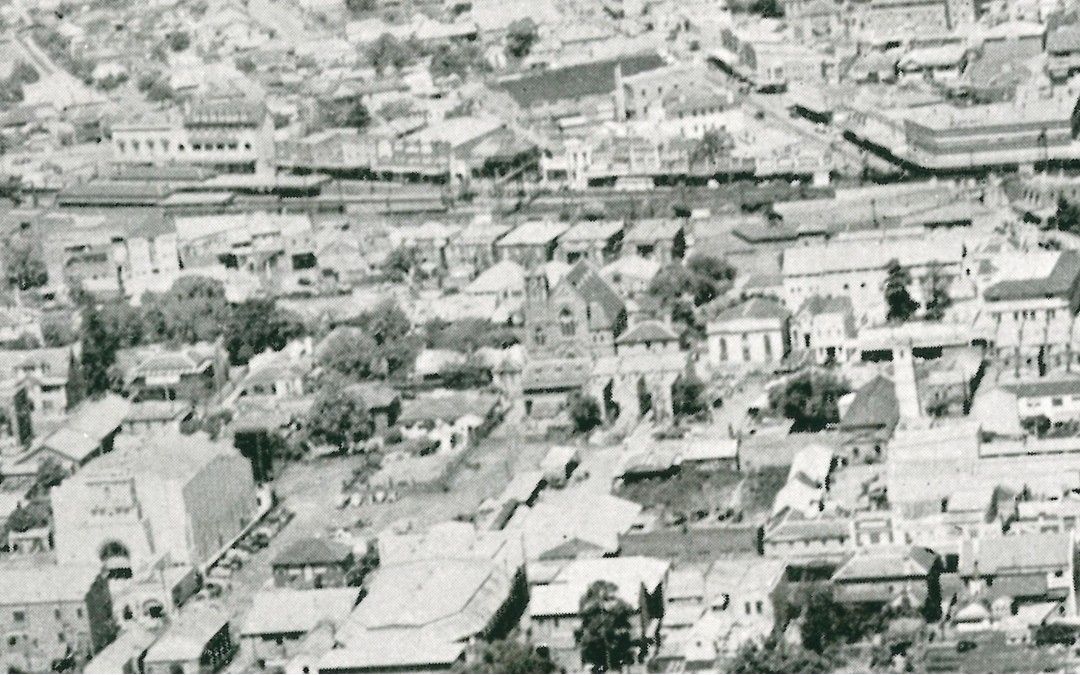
[959,532,1071,576]
[797,295,854,317]
[497,52,666,108]
[709,297,789,324]
[242,587,359,636]
[272,537,353,567]
[1001,377,1080,399]
[832,546,937,582]
[558,261,625,328]
[615,319,679,345]
[840,376,899,431]
[984,250,1080,302]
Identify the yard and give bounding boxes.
[615,464,787,525]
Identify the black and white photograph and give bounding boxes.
[0,0,1078,672]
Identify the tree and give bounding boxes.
[318,327,378,380]
[441,359,492,389]
[343,101,371,129]
[1049,196,1080,235]
[690,130,732,167]
[146,79,174,102]
[748,0,783,17]
[35,456,67,491]
[167,31,191,52]
[342,300,418,379]
[367,33,413,73]
[430,41,490,79]
[923,262,951,321]
[345,0,377,14]
[10,61,39,85]
[505,18,539,59]
[425,318,520,352]
[575,581,637,673]
[381,246,418,282]
[5,501,50,534]
[792,583,886,654]
[768,369,850,432]
[461,638,559,674]
[235,56,257,73]
[649,255,736,309]
[729,637,831,674]
[80,305,120,395]
[569,392,603,435]
[306,379,373,450]
[1022,414,1052,437]
[225,299,304,366]
[142,276,231,344]
[4,241,47,290]
[671,370,707,419]
[884,259,919,324]
[636,376,652,417]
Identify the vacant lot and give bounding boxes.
[616,464,787,525]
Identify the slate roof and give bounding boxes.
[832,546,937,582]
[561,261,625,329]
[984,250,1080,302]
[497,53,666,108]
[798,294,854,317]
[272,538,353,567]
[959,532,1071,576]
[710,297,789,323]
[616,319,679,345]
[840,376,899,431]
[1001,377,1080,399]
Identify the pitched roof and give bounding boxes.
[242,588,359,636]
[832,546,937,582]
[0,563,101,604]
[710,297,789,323]
[984,250,1080,302]
[145,604,229,663]
[497,52,666,108]
[560,261,625,328]
[959,532,1071,576]
[616,319,679,345]
[797,295,854,317]
[272,538,353,567]
[1001,377,1080,399]
[559,219,624,243]
[840,376,899,430]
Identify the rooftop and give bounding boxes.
[0,563,101,605]
[242,587,359,636]
[272,537,353,568]
[497,52,666,108]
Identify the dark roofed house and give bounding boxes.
[831,546,940,607]
[839,376,899,465]
[615,319,681,356]
[706,297,791,367]
[983,250,1080,305]
[497,53,667,112]
[272,538,356,590]
[623,219,685,264]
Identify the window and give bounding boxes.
[719,337,728,361]
[559,307,576,337]
[58,633,65,644]
[744,601,752,614]
[54,609,61,620]
[178,144,185,151]
[763,334,772,359]
[1053,397,1064,407]
[12,610,25,623]
[755,600,763,614]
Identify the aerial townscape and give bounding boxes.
[8,0,1080,672]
